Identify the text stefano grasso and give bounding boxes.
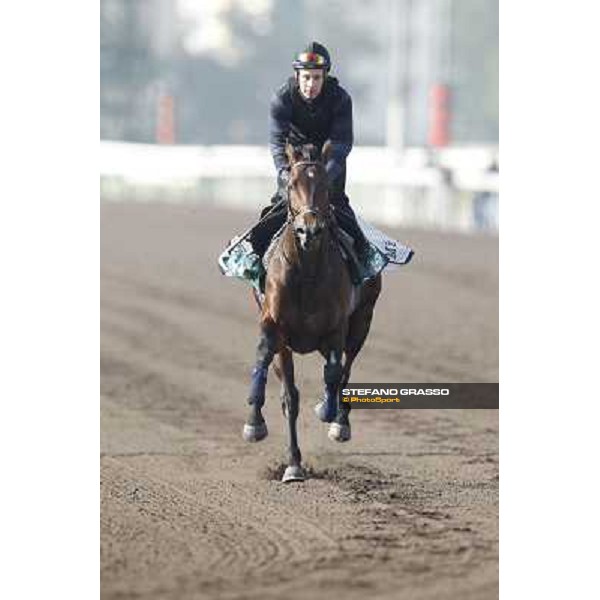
[341,388,450,396]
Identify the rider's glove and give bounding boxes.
[277,167,291,190]
[276,167,291,203]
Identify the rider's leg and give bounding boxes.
[250,182,289,258]
[249,199,287,257]
[331,193,370,258]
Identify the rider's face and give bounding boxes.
[297,69,325,100]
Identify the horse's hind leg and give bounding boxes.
[278,347,304,483]
[243,319,277,443]
[314,347,344,424]
[327,349,356,443]
[327,342,364,443]
[271,354,288,418]
[343,275,381,383]
[326,347,352,442]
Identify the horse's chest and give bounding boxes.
[280,308,339,353]
[299,311,328,332]
[267,252,350,347]
[283,294,335,328]
[278,307,326,332]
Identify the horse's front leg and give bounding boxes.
[277,347,304,483]
[243,318,277,442]
[325,333,362,444]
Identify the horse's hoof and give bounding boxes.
[328,422,351,442]
[242,422,268,443]
[314,401,335,423]
[281,465,305,483]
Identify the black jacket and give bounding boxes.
[269,76,353,198]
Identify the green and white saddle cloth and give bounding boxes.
[218,217,413,292]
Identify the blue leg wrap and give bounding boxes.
[322,383,338,422]
[249,365,268,407]
[321,360,342,422]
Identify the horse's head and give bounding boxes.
[285,142,333,252]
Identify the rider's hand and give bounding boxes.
[277,167,291,190]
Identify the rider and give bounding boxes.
[249,41,371,268]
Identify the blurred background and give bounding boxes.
[100,0,499,233]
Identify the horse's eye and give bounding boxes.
[296,227,305,235]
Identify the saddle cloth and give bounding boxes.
[355,215,414,267]
[218,218,413,292]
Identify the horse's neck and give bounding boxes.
[280,224,329,281]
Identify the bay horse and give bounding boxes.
[243,143,382,482]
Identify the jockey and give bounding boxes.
[249,41,371,266]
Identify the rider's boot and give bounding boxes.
[250,198,287,257]
[250,192,288,293]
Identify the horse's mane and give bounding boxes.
[288,143,323,164]
[301,144,321,162]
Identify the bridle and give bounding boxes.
[277,159,336,270]
[286,160,333,224]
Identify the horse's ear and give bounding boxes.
[285,143,302,166]
[321,140,333,164]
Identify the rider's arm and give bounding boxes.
[269,91,292,178]
[325,92,353,185]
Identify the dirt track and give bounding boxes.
[101,202,498,600]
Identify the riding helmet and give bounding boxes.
[292,42,331,72]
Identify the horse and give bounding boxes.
[243,142,382,482]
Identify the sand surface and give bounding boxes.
[101,202,498,599]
